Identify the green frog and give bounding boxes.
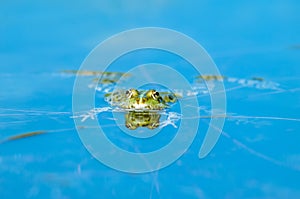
[105,89,177,110]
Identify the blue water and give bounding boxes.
[1,1,300,198]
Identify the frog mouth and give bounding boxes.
[131,103,149,109]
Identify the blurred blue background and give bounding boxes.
[1,1,300,198]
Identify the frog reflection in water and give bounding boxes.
[125,111,161,130]
[105,89,177,129]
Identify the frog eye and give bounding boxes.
[153,91,159,97]
[125,89,132,98]
[152,91,160,99]
[126,89,139,99]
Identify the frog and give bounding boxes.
[104,89,177,110]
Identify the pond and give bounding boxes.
[1,1,300,198]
